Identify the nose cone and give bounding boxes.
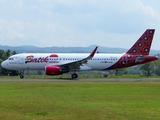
[1,61,7,69]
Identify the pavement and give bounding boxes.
[0,78,160,82]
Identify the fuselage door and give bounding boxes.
[18,55,29,69]
[18,56,24,64]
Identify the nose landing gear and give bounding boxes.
[20,70,24,79]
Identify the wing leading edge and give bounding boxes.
[59,46,98,70]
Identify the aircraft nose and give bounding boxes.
[1,61,7,69]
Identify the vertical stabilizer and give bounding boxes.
[105,29,157,70]
[126,29,155,55]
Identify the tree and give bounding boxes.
[115,68,128,75]
[154,54,160,76]
[3,49,13,59]
[139,62,154,76]
[0,49,19,76]
[0,49,4,59]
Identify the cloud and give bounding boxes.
[0,0,160,50]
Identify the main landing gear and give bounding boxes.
[19,70,78,79]
[20,70,24,79]
[71,73,78,79]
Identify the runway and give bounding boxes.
[0,78,160,82]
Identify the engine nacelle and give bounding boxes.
[45,66,62,75]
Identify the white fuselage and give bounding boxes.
[1,53,123,71]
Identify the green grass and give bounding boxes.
[0,82,160,120]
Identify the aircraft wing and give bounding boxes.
[59,46,98,70]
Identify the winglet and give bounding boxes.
[88,46,98,59]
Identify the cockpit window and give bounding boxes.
[8,57,14,60]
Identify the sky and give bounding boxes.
[0,0,160,50]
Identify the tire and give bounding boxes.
[71,73,78,79]
[20,75,24,79]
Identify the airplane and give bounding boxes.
[1,29,158,79]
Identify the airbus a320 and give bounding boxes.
[1,29,158,79]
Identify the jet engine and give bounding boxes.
[45,66,69,75]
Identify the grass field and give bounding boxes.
[0,81,160,120]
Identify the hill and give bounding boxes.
[0,45,159,55]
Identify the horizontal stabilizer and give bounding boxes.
[135,55,158,63]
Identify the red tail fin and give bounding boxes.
[126,29,155,55]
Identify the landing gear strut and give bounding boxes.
[71,73,78,79]
[20,70,24,79]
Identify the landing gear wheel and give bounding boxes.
[71,73,78,79]
[20,75,24,79]
[20,70,24,79]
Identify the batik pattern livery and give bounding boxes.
[105,29,156,70]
